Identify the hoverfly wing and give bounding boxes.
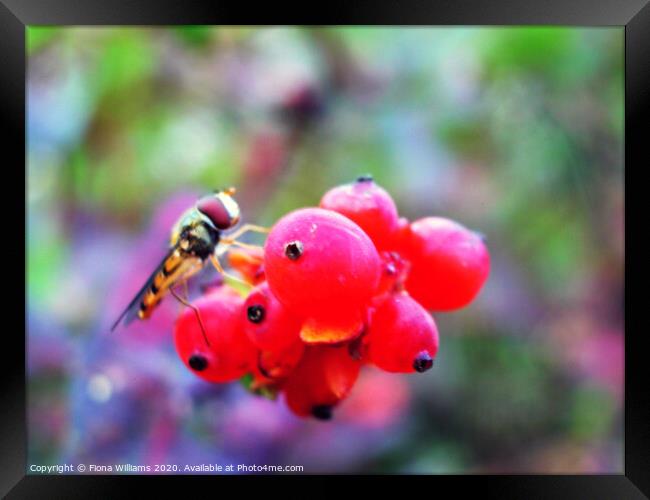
[110,246,178,331]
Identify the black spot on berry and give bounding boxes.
[247,304,265,324]
[188,354,208,371]
[285,241,304,261]
[348,339,362,360]
[413,351,434,373]
[356,174,374,183]
[311,405,333,421]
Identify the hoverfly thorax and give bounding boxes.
[178,222,220,260]
[196,188,241,231]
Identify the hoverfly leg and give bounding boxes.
[169,285,211,348]
[209,254,253,289]
[221,238,263,252]
[182,279,191,303]
[219,223,268,256]
[226,223,270,241]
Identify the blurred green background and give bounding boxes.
[27,27,623,473]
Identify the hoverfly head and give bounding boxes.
[196,188,241,230]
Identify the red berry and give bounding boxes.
[391,216,412,250]
[174,287,256,383]
[264,208,381,336]
[402,217,490,311]
[366,292,439,373]
[283,345,361,419]
[256,340,305,381]
[320,176,399,250]
[375,250,411,298]
[243,282,302,352]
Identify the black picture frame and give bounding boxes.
[4,1,648,497]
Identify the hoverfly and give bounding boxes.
[111,188,267,340]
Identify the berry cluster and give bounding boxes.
[174,176,490,420]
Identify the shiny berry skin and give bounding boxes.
[264,208,381,322]
[319,176,399,250]
[366,292,439,373]
[390,216,412,250]
[402,217,490,311]
[256,340,305,381]
[375,250,411,298]
[283,346,361,419]
[243,282,302,352]
[174,287,256,383]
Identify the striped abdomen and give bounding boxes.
[137,250,203,320]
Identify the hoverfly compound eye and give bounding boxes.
[196,192,241,230]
